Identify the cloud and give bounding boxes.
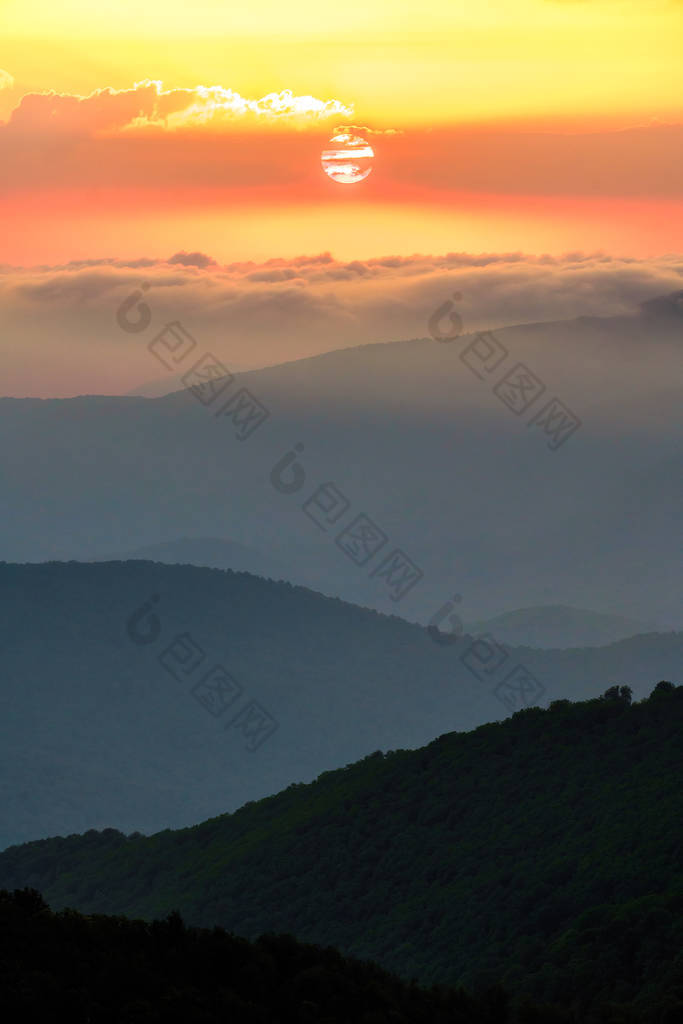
[0,70,13,91]
[1,251,682,397]
[168,251,217,269]
[334,124,403,136]
[2,80,353,136]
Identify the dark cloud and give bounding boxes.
[168,251,217,269]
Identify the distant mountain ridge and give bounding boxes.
[467,604,655,649]
[94,540,664,647]
[126,363,256,398]
[91,536,291,583]
[1,560,681,851]
[1,298,681,624]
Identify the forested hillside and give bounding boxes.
[0,888,510,1023]
[2,684,682,1021]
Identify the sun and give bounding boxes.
[321,133,374,184]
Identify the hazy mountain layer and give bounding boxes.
[1,561,681,851]
[1,299,681,625]
[466,604,654,649]
[95,543,660,649]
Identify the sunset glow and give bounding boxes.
[1,0,682,393]
[2,0,683,268]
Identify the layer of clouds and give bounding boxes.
[168,251,218,269]
[1,80,353,136]
[1,251,682,397]
[334,124,403,136]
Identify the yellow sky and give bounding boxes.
[2,0,682,128]
[1,0,681,269]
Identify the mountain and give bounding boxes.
[94,551,657,650]
[2,684,682,1022]
[91,535,291,582]
[1,298,681,626]
[90,534,370,601]
[466,605,654,649]
[0,889,506,1024]
[125,363,256,398]
[1,560,681,852]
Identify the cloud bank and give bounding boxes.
[1,251,682,397]
[2,80,353,135]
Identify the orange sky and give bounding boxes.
[1,1,682,269]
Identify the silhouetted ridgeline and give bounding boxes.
[2,684,682,1022]
[1,560,682,850]
[0,888,509,1023]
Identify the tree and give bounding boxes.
[601,685,632,703]
[651,681,675,698]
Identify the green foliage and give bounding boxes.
[1,684,682,1022]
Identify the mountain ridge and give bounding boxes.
[2,300,681,622]
[2,683,681,1020]
[1,560,681,851]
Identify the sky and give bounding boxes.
[1,0,682,394]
